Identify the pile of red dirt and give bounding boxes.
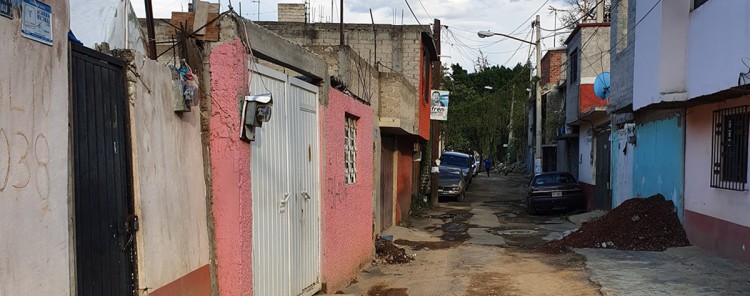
[375,238,413,264]
[542,194,690,253]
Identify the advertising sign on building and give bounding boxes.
[430,90,449,121]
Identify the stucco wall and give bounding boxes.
[633,0,690,110]
[123,52,210,293]
[0,1,70,295]
[322,89,374,292]
[684,98,750,263]
[687,0,750,99]
[685,99,750,228]
[396,138,414,224]
[208,39,253,295]
[632,111,684,220]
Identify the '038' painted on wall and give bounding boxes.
[0,129,49,198]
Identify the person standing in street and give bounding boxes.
[483,157,492,177]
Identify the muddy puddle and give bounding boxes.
[367,284,409,296]
[393,239,460,250]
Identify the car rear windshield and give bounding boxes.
[533,173,577,186]
[440,154,470,167]
[440,169,461,179]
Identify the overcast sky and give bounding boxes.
[130,0,571,71]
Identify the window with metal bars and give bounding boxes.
[711,106,750,190]
[345,115,358,184]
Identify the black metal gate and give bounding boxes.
[71,43,136,296]
[595,129,612,210]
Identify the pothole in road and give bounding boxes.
[495,229,539,236]
[394,239,460,250]
[443,221,470,233]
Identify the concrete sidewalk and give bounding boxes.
[576,246,750,296]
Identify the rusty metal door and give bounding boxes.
[380,136,396,230]
[71,43,136,296]
[250,64,321,296]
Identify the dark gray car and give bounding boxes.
[438,167,466,201]
[439,151,475,185]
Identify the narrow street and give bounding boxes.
[341,173,600,296]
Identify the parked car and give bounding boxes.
[525,172,585,215]
[438,167,466,201]
[439,151,475,185]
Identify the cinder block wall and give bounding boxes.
[278,4,306,23]
[258,21,427,88]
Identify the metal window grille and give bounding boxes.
[345,116,358,184]
[711,106,749,191]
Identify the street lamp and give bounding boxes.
[478,15,543,175]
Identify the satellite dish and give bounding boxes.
[594,72,610,99]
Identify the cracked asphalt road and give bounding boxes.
[340,173,600,296]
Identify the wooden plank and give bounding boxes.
[193,1,209,36]
[169,12,219,41]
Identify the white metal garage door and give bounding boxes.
[250,63,321,296]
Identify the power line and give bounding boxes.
[404,0,423,28]
[417,0,433,21]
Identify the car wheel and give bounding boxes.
[527,198,537,215]
[457,190,466,202]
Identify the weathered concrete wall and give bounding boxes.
[322,89,374,292]
[608,0,635,112]
[610,124,635,208]
[208,39,253,295]
[379,73,418,134]
[308,45,379,106]
[121,51,210,295]
[0,0,70,295]
[632,110,684,220]
[566,32,581,125]
[278,3,306,22]
[684,98,750,264]
[258,22,427,88]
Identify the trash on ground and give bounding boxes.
[375,238,414,264]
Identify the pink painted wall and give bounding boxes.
[208,39,253,296]
[322,89,374,292]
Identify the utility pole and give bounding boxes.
[430,19,441,208]
[339,0,344,45]
[507,89,515,163]
[534,15,542,174]
[144,0,157,60]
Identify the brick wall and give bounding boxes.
[278,4,306,23]
[541,49,566,86]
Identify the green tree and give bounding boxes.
[441,62,531,163]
